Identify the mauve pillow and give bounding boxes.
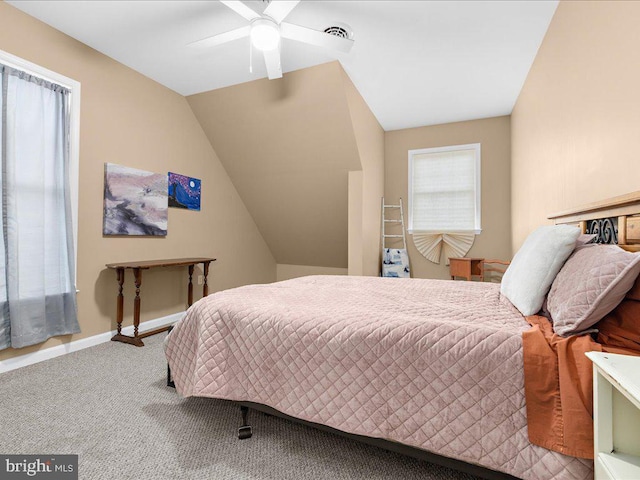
[548,244,640,336]
[501,225,581,316]
[576,233,597,246]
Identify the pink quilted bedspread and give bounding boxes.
[164,275,592,480]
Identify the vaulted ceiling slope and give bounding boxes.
[188,62,372,269]
[6,1,558,131]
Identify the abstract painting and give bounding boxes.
[168,172,201,211]
[103,163,168,236]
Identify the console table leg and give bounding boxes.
[203,261,210,298]
[133,268,142,340]
[111,267,143,347]
[188,265,194,307]
[116,268,124,335]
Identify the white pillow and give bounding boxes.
[501,225,581,316]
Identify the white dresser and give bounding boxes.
[587,352,640,480]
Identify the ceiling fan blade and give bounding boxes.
[263,0,300,24]
[188,25,251,48]
[220,0,261,21]
[263,48,283,79]
[280,22,354,53]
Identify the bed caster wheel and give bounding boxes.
[238,426,252,440]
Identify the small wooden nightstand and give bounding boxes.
[586,352,640,480]
[449,257,484,281]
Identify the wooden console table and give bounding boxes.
[106,257,215,347]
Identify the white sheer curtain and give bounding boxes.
[0,65,79,350]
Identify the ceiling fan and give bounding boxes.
[189,0,354,80]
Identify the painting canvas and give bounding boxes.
[168,172,201,211]
[103,163,168,236]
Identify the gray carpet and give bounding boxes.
[0,334,484,480]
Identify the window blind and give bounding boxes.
[408,144,481,234]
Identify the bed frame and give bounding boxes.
[237,401,519,480]
[166,336,518,479]
[165,351,516,480]
[548,190,640,250]
[165,191,640,480]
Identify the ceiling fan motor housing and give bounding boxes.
[251,18,280,51]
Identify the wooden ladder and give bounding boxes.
[381,197,407,250]
[381,198,410,277]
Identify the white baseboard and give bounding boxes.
[0,311,185,374]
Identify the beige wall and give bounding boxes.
[360,136,385,276]
[348,170,364,275]
[511,1,640,250]
[276,264,347,282]
[342,70,385,277]
[385,116,512,279]
[0,2,276,362]
[187,61,385,276]
[187,62,361,270]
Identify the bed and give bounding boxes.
[165,192,640,480]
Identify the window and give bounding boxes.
[408,143,481,234]
[0,49,81,350]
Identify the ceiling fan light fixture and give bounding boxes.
[251,19,280,51]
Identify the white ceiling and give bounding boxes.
[7,0,558,131]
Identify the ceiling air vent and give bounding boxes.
[323,23,353,40]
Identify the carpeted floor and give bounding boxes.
[0,334,484,480]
